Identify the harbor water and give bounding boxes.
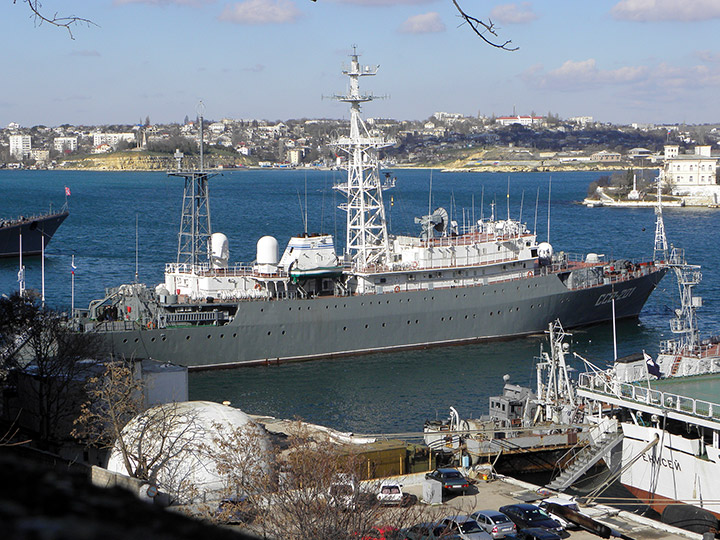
[1,168,719,436]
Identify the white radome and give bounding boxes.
[106,401,271,503]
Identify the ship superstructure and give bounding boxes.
[76,50,667,370]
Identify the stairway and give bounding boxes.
[0,329,31,363]
[546,430,624,492]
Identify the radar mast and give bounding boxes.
[171,102,218,269]
[332,46,391,270]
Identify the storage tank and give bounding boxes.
[210,233,229,269]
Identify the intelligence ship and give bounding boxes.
[76,49,667,370]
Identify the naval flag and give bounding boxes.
[644,351,661,378]
[65,186,71,196]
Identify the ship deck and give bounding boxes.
[650,372,720,407]
[578,371,720,430]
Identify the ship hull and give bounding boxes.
[99,268,666,370]
[0,211,69,257]
[620,422,720,519]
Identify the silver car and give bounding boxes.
[470,510,516,539]
[439,516,493,540]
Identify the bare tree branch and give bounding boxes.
[15,0,96,39]
[451,0,518,51]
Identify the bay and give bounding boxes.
[1,168,718,437]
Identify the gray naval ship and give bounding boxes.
[76,50,667,370]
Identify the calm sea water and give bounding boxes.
[1,168,718,436]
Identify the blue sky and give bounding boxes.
[2,0,720,127]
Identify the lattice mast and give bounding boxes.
[332,47,390,269]
[172,107,216,268]
[653,176,668,263]
[655,175,701,353]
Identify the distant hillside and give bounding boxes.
[59,151,254,171]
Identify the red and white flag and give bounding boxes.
[65,186,71,196]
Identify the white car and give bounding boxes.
[538,497,581,530]
[377,481,417,506]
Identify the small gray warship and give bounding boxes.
[76,49,667,370]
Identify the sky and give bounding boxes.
[2,0,720,127]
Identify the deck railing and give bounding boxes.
[578,371,720,423]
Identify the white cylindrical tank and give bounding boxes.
[210,233,229,269]
[257,236,279,265]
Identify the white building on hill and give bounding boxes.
[9,134,31,158]
[663,145,720,205]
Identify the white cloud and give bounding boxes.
[490,2,538,24]
[522,57,720,109]
[611,0,720,22]
[218,0,302,24]
[114,0,214,6]
[696,50,720,63]
[329,0,434,5]
[525,58,649,90]
[398,11,445,33]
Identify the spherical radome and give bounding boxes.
[106,401,271,503]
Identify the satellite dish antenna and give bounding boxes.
[415,207,449,240]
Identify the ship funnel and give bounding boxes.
[210,233,229,269]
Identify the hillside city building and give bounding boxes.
[663,145,720,205]
[9,134,31,159]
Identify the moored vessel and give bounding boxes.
[572,200,720,528]
[0,205,68,258]
[75,49,667,370]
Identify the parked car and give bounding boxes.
[377,481,417,506]
[498,504,563,534]
[470,510,516,539]
[213,495,256,524]
[402,521,462,540]
[425,468,471,495]
[537,497,581,530]
[362,525,402,540]
[439,516,493,540]
[515,527,562,540]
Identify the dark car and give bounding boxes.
[402,521,458,540]
[515,527,561,540]
[425,468,471,495]
[214,495,256,524]
[498,504,563,534]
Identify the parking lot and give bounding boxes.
[396,473,701,540]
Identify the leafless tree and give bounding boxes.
[0,293,104,448]
[106,402,206,503]
[14,0,95,39]
[72,359,144,464]
[451,0,517,51]
[251,422,430,540]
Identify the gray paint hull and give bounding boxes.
[102,269,666,370]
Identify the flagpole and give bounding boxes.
[41,233,45,308]
[18,230,25,297]
[71,254,76,316]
